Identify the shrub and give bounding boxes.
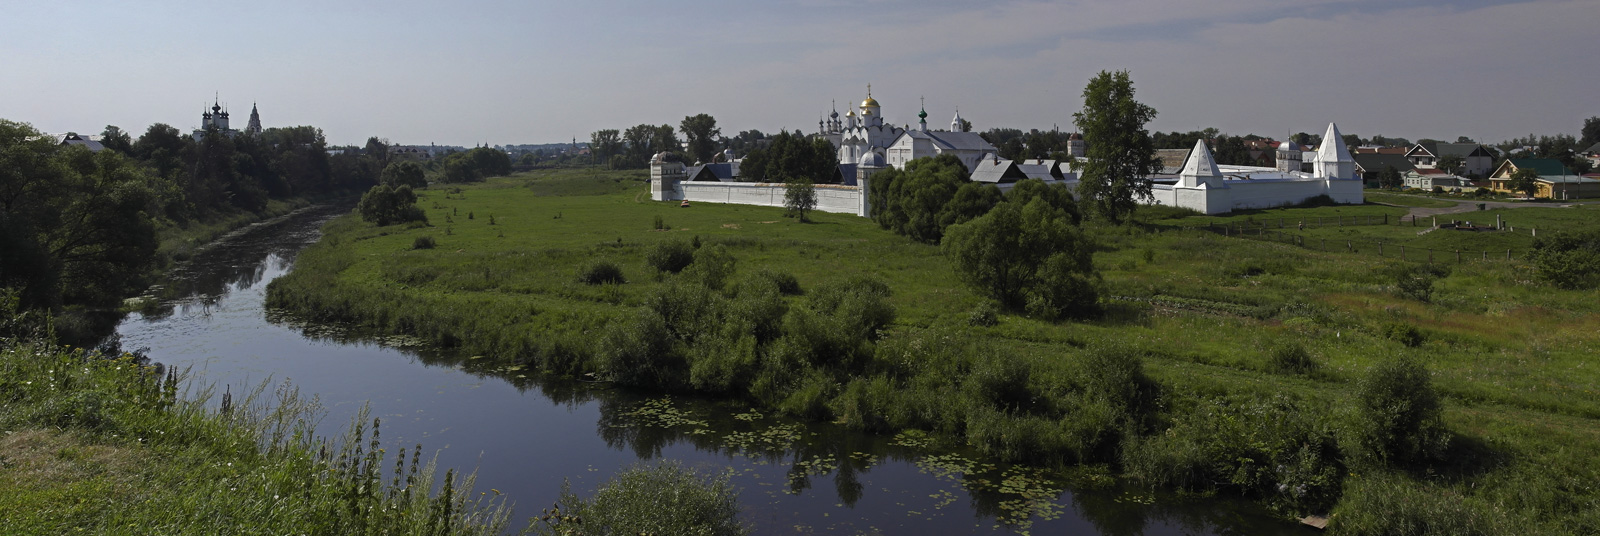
[942,198,1099,320]
[1528,229,1600,290]
[1387,263,1450,302]
[688,244,736,290]
[534,461,746,536]
[381,161,427,189]
[967,301,1000,327]
[575,260,625,285]
[1381,321,1424,348]
[357,185,427,226]
[645,239,695,274]
[411,235,436,250]
[653,215,667,230]
[1332,475,1510,535]
[1349,355,1450,468]
[754,268,802,295]
[596,310,681,388]
[1267,341,1317,375]
[784,178,817,222]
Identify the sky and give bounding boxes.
[3,0,1595,147]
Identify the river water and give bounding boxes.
[110,206,1297,535]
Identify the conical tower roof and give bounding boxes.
[1181,139,1221,178]
[1316,122,1353,163]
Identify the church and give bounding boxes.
[815,87,997,172]
[192,98,263,140]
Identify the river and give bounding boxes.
[109,205,1298,535]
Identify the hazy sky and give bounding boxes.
[3,0,1595,147]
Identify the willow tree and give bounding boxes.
[1073,70,1160,223]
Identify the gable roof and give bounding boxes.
[686,163,736,181]
[970,158,1029,183]
[1155,149,1190,174]
[1583,142,1600,156]
[892,130,997,152]
[1352,153,1416,174]
[1504,158,1568,177]
[1015,159,1065,180]
[1412,142,1491,159]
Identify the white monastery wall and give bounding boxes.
[665,181,865,216]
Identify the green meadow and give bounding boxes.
[267,167,1600,534]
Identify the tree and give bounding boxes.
[1212,136,1252,166]
[1073,70,1160,223]
[1342,134,1363,148]
[590,129,622,167]
[1379,165,1403,189]
[1509,167,1541,198]
[100,125,133,154]
[1436,154,1465,176]
[357,184,426,226]
[1581,116,1600,149]
[680,114,721,164]
[738,130,835,184]
[1528,229,1600,290]
[958,118,972,132]
[381,161,427,189]
[1351,356,1449,467]
[942,196,1098,320]
[784,178,816,222]
[868,154,971,243]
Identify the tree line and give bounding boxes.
[590,114,723,169]
[0,118,399,343]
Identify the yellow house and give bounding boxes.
[1487,158,1600,199]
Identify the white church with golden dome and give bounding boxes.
[817,86,998,173]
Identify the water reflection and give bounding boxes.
[111,204,1299,535]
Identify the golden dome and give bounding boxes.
[846,109,856,116]
[861,97,880,108]
[862,108,873,115]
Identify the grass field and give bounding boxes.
[268,168,1600,534]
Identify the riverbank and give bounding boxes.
[267,168,1600,534]
[0,341,512,534]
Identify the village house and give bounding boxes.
[1487,158,1600,199]
[1405,142,1495,177]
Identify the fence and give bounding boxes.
[1196,218,1526,263]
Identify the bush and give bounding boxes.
[411,235,436,250]
[576,260,625,285]
[357,185,427,226]
[596,310,681,388]
[1387,263,1450,303]
[1528,229,1600,290]
[688,244,736,290]
[381,161,428,189]
[1332,475,1511,535]
[1267,342,1317,375]
[534,461,746,536]
[1349,355,1450,468]
[942,197,1098,320]
[967,301,1000,327]
[1381,321,1425,348]
[754,268,802,296]
[645,239,695,274]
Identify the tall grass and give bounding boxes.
[0,342,512,534]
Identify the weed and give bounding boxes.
[412,235,436,250]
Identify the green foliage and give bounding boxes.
[1349,356,1450,468]
[645,239,695,274]
[1124,395,1343,515]
[738,130,836,184]
[1387,263,1449,302]
[1073,70,1161,223]
[1508,167,1541,197]
[534,461,745,536]
[868,154,977,243]
[783,178,816,222]
[1381,322,1425,348]
[357,184,427,226]
[437,147,511,183]
[411,235,436,250]
[1527,229,1600,290]
[680,113,722,164]
[967,300,1000,327]
[576,260,625,285]
[753,268,802,296]
[942,198,1098,320]
[1,120,162,309]
[1267,341,1318,375]
[687,243,736,290]
[381,160,428,189]
[1331,475,1512,535]
[1379,165,1404,189]
[0,343,511,534]
[1436,154,1466,176]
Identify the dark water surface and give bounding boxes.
[111,206,1299,535]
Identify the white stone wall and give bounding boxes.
[665,181,865,216]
